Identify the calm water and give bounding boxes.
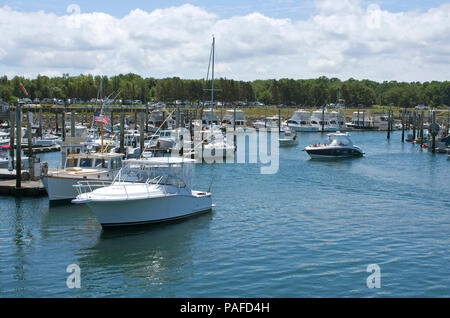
[0,131,449,297]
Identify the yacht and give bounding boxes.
[201,109,221,128]
[278,129,299,147]
[286,110,318,132]
[221,109,250,133]
[253,116,283,131]
[72,157,213,228]
[346,112,374,130]
[186,128,235,161]
[42,152,124,201]
[304,132,364,159]
[372,114,390,131]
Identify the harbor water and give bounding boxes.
[0,131,449,297]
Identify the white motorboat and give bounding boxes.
[42,152,124,201]
[253,116,283,131]
[221,109,251,133]
[346,112,375,130]
[304,132,364,159]
[72,157,213,228]
[286,110,318,132]
[0,144,30,169]
[278,129,299,147]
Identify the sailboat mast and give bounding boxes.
[211,36,215,116]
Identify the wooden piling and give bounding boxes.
[9,110,15,168]
[15,105,22,188]
[140,111,145,155]
[120,109,125,154]
[401,108,405,142]
[387,109,391,139]
[70,111,75,137]
[26,111,34,178]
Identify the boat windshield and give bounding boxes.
[329,135,352,146]
[115,161,192,188]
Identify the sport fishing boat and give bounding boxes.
[285,110,318,132]
[72,157,213,228]
[304,132,364,159]
[42,152,124,201]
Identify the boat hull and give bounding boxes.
[305,147,364,159]
[42,174,112,201]
[85,193,213,228]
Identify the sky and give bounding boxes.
[0,0,450,82]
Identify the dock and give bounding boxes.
[0,179,47,197]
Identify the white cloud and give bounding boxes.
[0,1,450,81]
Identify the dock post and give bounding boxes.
[15,104,22,189]
[38,108,43,137]
[431,111,437,153]
[120,109,125,154]
[61,110,65,141]
[233,104,237,148]
[412,111,416,141]
[9,110,15,169]
[70,111,75,137]
[387,109,391,139]
[55,111,58,136]
[278,107,282,134]
[420,111,424,145]
[26,111,34,178]
[140,111,145,155]
[401,108,405,142]
[145,104,149,133]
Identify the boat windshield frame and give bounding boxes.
[113,158,195,189]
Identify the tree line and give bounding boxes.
[0,73,449,108]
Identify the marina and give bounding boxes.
[1,1,450,302]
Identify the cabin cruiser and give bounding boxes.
[285,110,318,132]
[202,109,221,128]
[278,129,298,147]
[253,116,283,131]
[304,132,364,159]
[42,152,124,201]
[72,157,213,228]
[221,109,250,133]
[372,114,390,131]
[310,110,339,132]
[346,112,374,130]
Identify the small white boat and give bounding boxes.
[278,130,299,147]
[304,132,364,159]
[72,157,213,228]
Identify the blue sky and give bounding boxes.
[2,0,448,20]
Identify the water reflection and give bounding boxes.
[77,212,214,288]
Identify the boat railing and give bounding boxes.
[73,180,113,196]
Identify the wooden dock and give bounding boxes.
[0,179,47,197]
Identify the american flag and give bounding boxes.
[94,112,110,124]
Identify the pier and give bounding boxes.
[0,179,46,196]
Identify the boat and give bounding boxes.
[221,109,251,133]
[72,157,213,228]
[278,129,299,147]
[0,144,30,169]
[304,132,364,159]
[253,116,283,131]
[346,112,375,130]
[41,152,124,201]
[285,110,318,132]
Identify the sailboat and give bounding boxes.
[196,36,235,161]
